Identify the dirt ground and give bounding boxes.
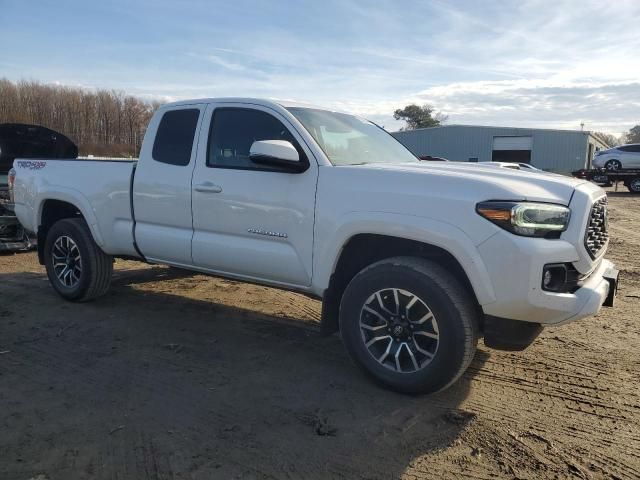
[1,190,639,480]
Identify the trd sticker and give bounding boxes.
[17,161,47,170]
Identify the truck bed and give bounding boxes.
[12,157,140,257]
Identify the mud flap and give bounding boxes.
[483,316,543,351]
[603,268,619,308]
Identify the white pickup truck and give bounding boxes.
[10,98,618,393]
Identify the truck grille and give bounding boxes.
[584,196,609,259]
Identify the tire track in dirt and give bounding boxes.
[457,336,640,479]
[2,191,640,479]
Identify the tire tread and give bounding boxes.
[45,218,112,302]
[340,256,479,394]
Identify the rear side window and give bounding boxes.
[207,108,304,170]
[152,109,200,166]
[618,145,640,152]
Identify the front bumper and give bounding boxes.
[477,229,617,326]
[482,260,617,351]
[477,182,617,327]
[552,258,616,325]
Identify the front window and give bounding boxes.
[287,107,419,166]
[207,108,305,171]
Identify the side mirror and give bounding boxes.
[249,140,304,171]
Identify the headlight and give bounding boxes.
[476,201,570,237]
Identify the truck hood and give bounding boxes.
[361,161,586,205]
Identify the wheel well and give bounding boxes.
[37,200,83,264]
[320,234,481,335]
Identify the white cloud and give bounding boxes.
[178,1,640,135]
[202,55,248,72]
[3,0,639,136]
[398,80,640,135]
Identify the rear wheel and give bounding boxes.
[44,218,113,301]
[628,178,640,194]
[339,257,479,394]
[605,159,622,171]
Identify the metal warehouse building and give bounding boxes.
[392,125,609,173]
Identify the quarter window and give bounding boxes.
[152,109,200,166]
[207,108,304,170]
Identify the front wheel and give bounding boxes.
[44,218,113,302]
[339,257,479,394]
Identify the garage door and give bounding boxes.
[493,136,532,151]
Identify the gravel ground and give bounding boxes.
[1,189,639,480]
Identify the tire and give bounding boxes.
[627,178,640,194]
[339,257,479,394]
[605,159,622,171]
[44,218,113,302]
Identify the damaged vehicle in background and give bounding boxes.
[0,124,78,252]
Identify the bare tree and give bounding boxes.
[0,78,162,157]
[592,131,622,148]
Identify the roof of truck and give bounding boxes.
[162,97,324,110]
[160,98,365,118]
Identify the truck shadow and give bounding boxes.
[1,266,488,479]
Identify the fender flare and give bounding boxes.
[35,187,105,247]
[312,211,497,306]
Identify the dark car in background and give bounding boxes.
[0,123,78,251]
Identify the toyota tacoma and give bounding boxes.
[10,98,619,393]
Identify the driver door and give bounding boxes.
[191,103,318,287]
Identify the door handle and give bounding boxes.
[194,182,223,193]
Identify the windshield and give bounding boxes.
[287,107,419,166]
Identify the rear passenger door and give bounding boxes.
[190,103,318,287]
[133,105,204,265]
[625,145,640,167]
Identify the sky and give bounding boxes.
[1,0,639,135]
